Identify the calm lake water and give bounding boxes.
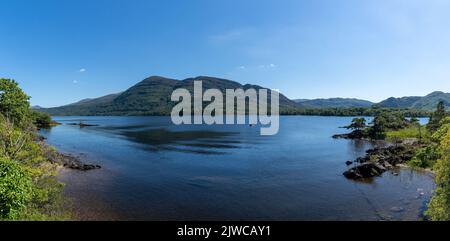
[40,116,435,221]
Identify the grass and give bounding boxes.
[386,126,430,141]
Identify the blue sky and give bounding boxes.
[1,0,450,107]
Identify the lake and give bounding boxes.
[40,116,435,221]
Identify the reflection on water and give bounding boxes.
[121,128,239,154]
[42,116,435,221]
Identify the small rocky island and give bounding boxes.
[67,121,99,128]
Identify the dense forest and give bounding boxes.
[281,106,432,117]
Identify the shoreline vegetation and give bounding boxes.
[2,77,450,221]
[334,101,450,220]
[1,79,100,220]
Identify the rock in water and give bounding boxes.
[343,163,385,179]
[343,143,420,180]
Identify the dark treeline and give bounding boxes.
[281,106,432,117]
[44,104,434,118]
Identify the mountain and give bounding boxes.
[40,76,299,116]
[67,93,122,106]
[293,91,450,110]
[410,91,450,109]
[378,91,450,110]
[31,105,44,109]
[377,96,422,108]
[294,98,373,109]
[38,75,450,116]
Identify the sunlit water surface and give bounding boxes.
[40,116,435,220]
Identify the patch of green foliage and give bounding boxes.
[30,109,53,128]
[0,78,31,127]
[428,101,447,132]
[344,118,367,131]
[386,126,429,141]
[408,144,441,168]
[0,78,71,221]
[430,117,450,143]
[0,158,33,219]
[0,115,71,220]
[426,122,450,220]
[421,106,450,220]
[339,109,422,140]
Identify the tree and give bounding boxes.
[410,117,420,125]
[30,110,52,128]
[369,114,387,139]
[0,79,31,126]
[409,117,423,139]
[428,101,447,132]
[426,126,450,220]
[345,118,366,131]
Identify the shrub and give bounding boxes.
[30,110,52,128]
[0,78,70,221]
[0,115,70,220]
[408,144,441,168]
[0,158,33,219]
[426,126,450,220]
[431,117,450,142]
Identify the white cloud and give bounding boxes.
[237,66,246,70]
[79,68,86,73]
[258,64,277,69]
[73,80,78,84]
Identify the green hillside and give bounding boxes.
[38,75,449,116]
[378,91,450,110]
[40,76,299,116]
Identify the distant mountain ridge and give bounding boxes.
[377,91,450,110]
[294,92,450,110]
[67,93,122,107]
[40,76,298,116]
[38,75,450,116]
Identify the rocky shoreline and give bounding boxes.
[332,130,366,140]
[342,140,423,180]
[54,152,102,171]
[37,139,101,171]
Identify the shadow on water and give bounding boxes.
[54,117,245,154]
[120,128,240,154]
